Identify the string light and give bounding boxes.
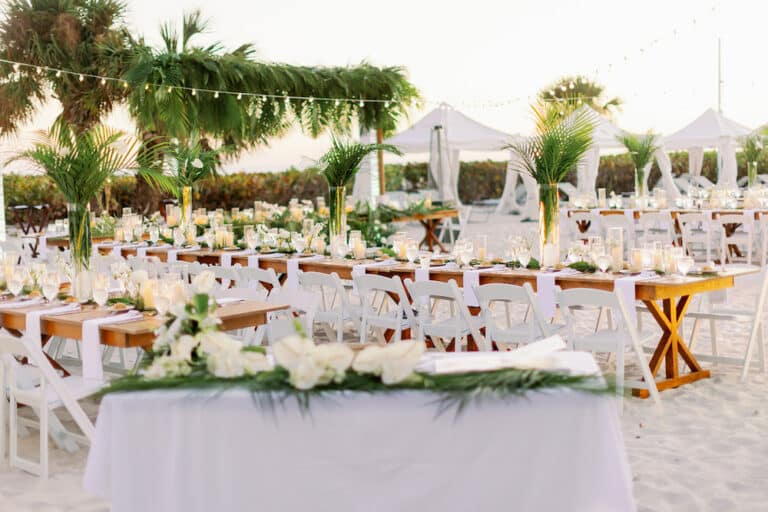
[36,66,42,74]
[55,70,61,78]
[12,63,19,72]
[144,83,150,90]
[214,91,219,99]
[101,78,106,86]
[78,74,84,82]
[237,93,242,100]
[358,99,364,107]
[191,89,196,96]
[167,86,172,93]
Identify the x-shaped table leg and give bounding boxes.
[636,295,710,396]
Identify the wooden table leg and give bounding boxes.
[634,295,710,397]
[419,219,448,253]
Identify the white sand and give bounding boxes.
[1,210,767,511]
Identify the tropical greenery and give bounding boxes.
[538,75,622,118]
[167,135,225,196]
[506,100,596,185]
[618,132,659,196]
[320,138,401,187]
[742,134,764,163]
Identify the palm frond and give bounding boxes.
[618,132,659,170]
[742,134,764,163]
[320,137,402,187]
[505,101,596,184]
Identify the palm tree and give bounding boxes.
[0,0,132,134]
[538,75,622,118]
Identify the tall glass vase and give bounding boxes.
[328,185,347,240]
[68,202,92,300]
[748,161,758,187]
[634,166,647,207]
[181,186,193,227]
[538,183,560,268]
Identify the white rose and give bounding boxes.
[313,343,354,383]
[241,351,272,375]
[170,334,198,360]
[143,355,191,380]
[207,350,245,378]
[130,270,149,286]
[191,158,204,169]
[191,270,216,294]
[289,357,324,390]
[197,330,242,356]
[352,345,386,375]
[379,341,425,385]
[273,335,316,370]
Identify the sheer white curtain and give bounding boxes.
[716,137,738,187]
[654,148,681,200]
[688,147,704,177]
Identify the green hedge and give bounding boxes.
[5,150,765,224]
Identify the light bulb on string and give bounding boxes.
[237,93,243,100]
[358,99,364,107]
[334,99,340,107]
[569,82,574,89]
[122,80,128,88]
[167,86,172,93]
[261,95,267,102]
[549,90,555,96]
[214,91,219,99]
[55,70,62,78]
[560,85,566,92]
[78,74,84,82]
[144,83,150,91]
[384,100,390,108]
[12,63,19,72]
[101,78,106,86]
[191,89,196,96]
[36,67,42,74]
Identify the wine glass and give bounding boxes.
[7,271,24,298]
[517,249,531,269]
[676,256,694,278]
[203,229,215,250]
[293,235,307,254]
[149,226,159,244]
[405,240,419,264]
[596,254,612,273]
[42,273,60,303]
[173,227,185,247]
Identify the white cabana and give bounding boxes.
[385,103,511,204]
[662,108,752,188]
[572,105,626,198]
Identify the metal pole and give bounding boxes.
[717,37,723,113]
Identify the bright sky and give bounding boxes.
[4,0,767,171]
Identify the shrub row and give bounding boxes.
[5,150,765,224]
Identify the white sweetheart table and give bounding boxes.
[83,352,635,512]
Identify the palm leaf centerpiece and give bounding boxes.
[10,121,167,284]
[319,138,401,238]
[742,134,764,187]
[505,101,595,267]
[618,133,659,200]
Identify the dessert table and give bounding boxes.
[83,351,636,512]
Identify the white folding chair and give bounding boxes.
[715,213,755,265]
[474,282,563,350]
[297,271,360,343]
[558,288,661,411]
[403,278,487,352]
[759,214,768,267]
[568,212,602,244]
[231,265,281,292]
[437,206,472,246]
[354,274,416,344]
[686,268,768,381]
[0,334,102,478]
[679,212,717,262]
[636,212,674,247]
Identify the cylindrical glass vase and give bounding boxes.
[328,185,347,240]
[538,183,560,268]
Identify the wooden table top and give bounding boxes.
[568,208,768,220]
[0,299,287,349]
[390,209,458,223]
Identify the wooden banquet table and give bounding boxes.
[93,244,756,395]
[0,299,287,350]
[83,351,636,512]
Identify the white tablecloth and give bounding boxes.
[83,353,635,512]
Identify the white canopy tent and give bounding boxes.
[662,108,752,188]
[384,103,511,204]
[572,105,626,198]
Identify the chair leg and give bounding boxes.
[709,319,718,365]
[40,409,48,479]
[741,319,763,382]
[689,318,701,352]
[615,348,625,414]
[758,326,766,373]
[359,318,368,344]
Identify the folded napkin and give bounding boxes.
[82,311,142,380]
[167,246,200,263]
[536,268,579,320]
[0,297,44,310]
[221,249,252,268]
[416,335,567,374]
[463,265,506,307]
[216,297,245,306]
[247,252,286,268]
[623,209,636,224]
[614,271,659,326]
